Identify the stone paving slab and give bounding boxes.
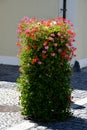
[0,105,20,112]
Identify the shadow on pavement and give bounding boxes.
[25,116,87,130]
[71,69,87,90]
[0,64,20,82]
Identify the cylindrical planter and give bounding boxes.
[16,16,76,122]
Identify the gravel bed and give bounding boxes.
[0,112,24,130]
[0,82,19,106]
[0,81,25,130]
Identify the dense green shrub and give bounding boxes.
[16,16,76,122]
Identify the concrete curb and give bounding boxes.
[71,58,87,69]
[78,58,87,68]
[72,58,87,72]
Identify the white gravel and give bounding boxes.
[0,81,87,130]
[0,82,20,106]
[0,81,24,130]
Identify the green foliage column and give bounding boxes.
[16,16,76,122]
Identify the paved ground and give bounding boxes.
[0,64,87,130]
[0,64,20,82]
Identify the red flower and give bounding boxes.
[67,29,75,36]
[26,46,31,50]
[68,96,71,101]
[34,45,37,49]
[46,20,51,27]
[16,42,21,47]
[62,50,67,58]
[42,55,47,59]
[43,41,48,46]
[32,57,38,64]
[31,35,35,40]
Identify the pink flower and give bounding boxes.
[57,32,61,37]
[65,43,69,47]
[38,61,42,65]
[18,38,22,42]
[51,53,56,56]
[65,19,74,27]
[64,34,66,37]
[27,63,30,66]
[16,27,22,34]
[50,33,55,37]
[42,50,46,54]
[61,36,64,38]
[45,46,49,50]
[23,16,29,21]
[69,43,73,46]
[53,43,58,47]
[48,37,54,41]
[25,28,30,37]
[65,54,71,60]
[62,28,65,31]
[16,29,20,34]
[58,49,62,53]
[25,28,30,33]
[69,38,75,42]
[70,23,74,27]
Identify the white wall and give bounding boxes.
[66,0,87,61]
[1,0,87,67]
[59,0,87,68]
[0,0,59,65]
[75,0,87,60]
[75,0,87,67]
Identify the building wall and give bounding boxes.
[59,0,87,68]
[0,0,59,65]
[75,0,87,60]
[1,0,87,66]
[62,0,87,67]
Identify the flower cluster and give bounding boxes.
[17,16,76,66]
[16,16,76,122]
